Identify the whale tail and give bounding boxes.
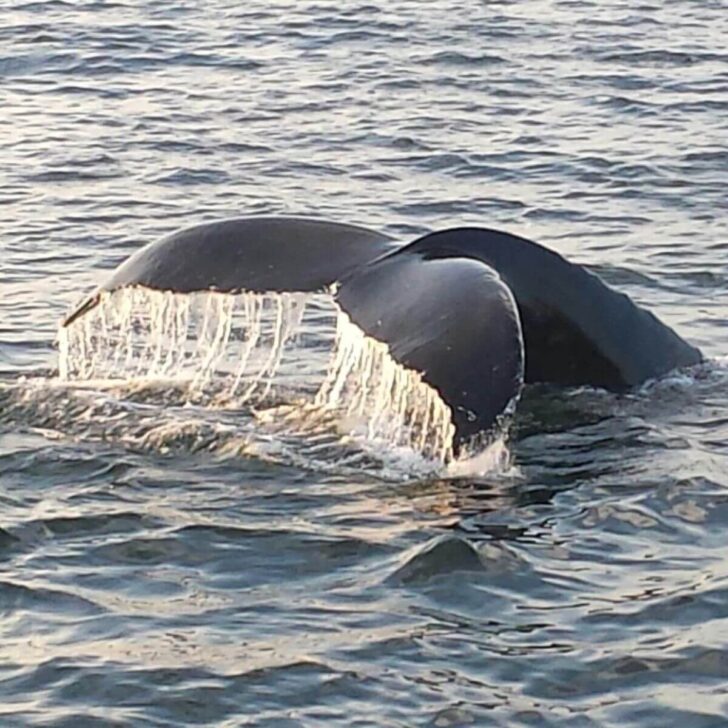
[62,216,397,327]
[61,216,702,451]
[335,245,524,452]
[400,227,702,389]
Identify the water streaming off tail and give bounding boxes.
[57,289,319,400]
[315,311,455,462]
[56,288,471,468]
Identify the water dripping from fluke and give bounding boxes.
[54,288,511,476]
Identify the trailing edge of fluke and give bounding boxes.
[62,216,703,453]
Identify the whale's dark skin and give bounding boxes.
[336,246,524,451]
[62,216,703,451]
[63,217,397,326]
[399,228,703,390]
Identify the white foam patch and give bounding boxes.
[445,436,514,478]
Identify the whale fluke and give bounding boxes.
[336,247,524,451]
[60,216,703,453]
[400,228,703,389]
[63,216,396,327]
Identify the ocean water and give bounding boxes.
[2,0,728,725]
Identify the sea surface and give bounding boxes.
[2,0,728,725]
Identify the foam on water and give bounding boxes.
[55,288,492,472]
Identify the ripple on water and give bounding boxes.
[1,0,727,724]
